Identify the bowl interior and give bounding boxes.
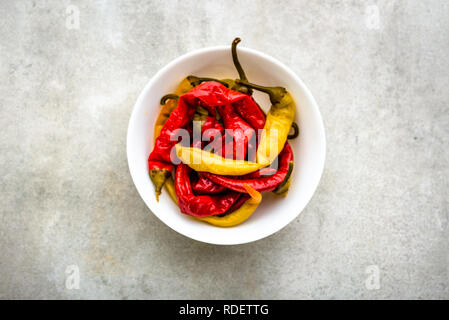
[127,46,325,245]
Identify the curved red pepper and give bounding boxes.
[192,175,227,195]
[195,115,225,151]
[148,81,261,172]
[242,167,277,178]
[217,103,255,160]
[175,163,241,217]
[223,193,250,215]
[232,97,266,130]
[201,143,294,193]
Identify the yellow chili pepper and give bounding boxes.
[197,184,261,227]
[175,144,265,176]
[236,80,295,165]
[163,177,178,203]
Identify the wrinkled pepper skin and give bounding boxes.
[175,163,241,217]
[150,81,263,166]
[202,143,294,193]
[194,115,225,152]
[224,193,250,213]
[192,175,227,195]
[154,78,195,141]
[232,98,266,130]
[150,79,232,200]
[216,103,255,160]
[197,184,262,227]
[150,78,197,201]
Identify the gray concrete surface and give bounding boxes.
[0,0,448,299]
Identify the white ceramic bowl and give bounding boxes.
[127,45,325,245]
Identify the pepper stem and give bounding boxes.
[187,75,229,88]
[288,122,299,139]
[235,80,286,105]
[231,38,252,95]
[160,94,179,105]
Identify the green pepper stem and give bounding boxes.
[288,122,299,139]
[160,94,179,105]
[187,75,229,88]
[231,38,252,95]
[236,80,286,104]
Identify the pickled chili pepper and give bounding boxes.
[228,38,266,130]
[175,144,264,175]
[224,193,250,213]
[149,94,196,200]
[155,75,228,141]
[174,80,296,176]
[231,98,266,130]
[236,80,295,165]
[150,81,267,183]
[148,160,174,201]
[202,143,294,193]
[197,184,262,227]
[174,163,241,217]
[197,115,225,152]
[154,78,195,141]
[273,175,291,197]
[242,167,276,178]
[153,84,234,200]
[192,176,227,195]
[150,82,234,200]
[216,102,255,160]
[164,176,178,203]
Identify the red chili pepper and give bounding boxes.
[148,81,259,170]
[201,143,294,193]
[147,159,173,172]
[216,102,255,160]
[241,167,277,178]
[148,96,196,171]
[232,97,266,130]
[148,81,273,201]
[192,175,227,195]
[195,115,225,151]
[175,163,241,217]
[223,193,250,214]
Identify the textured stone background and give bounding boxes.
[1,0,448,299]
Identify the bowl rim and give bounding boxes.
[127,45,326,245]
